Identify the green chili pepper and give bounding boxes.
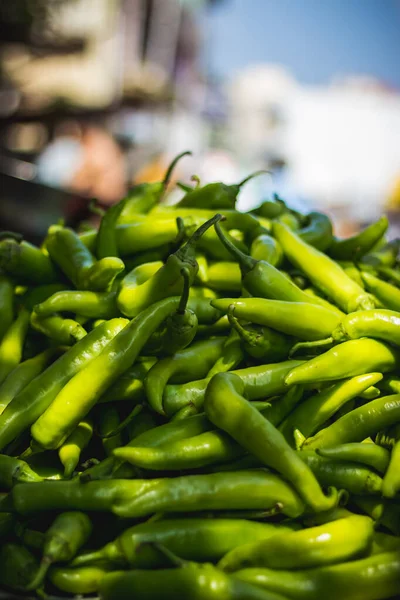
[96,198,129,259]
[0,238,61,284]
[80,414,213,482]
[381,424,400,498]
[276,211,301,231]
[0,307,30,385]
[49,564,112,595]
[298,211,333,251]
[145,338,226,415]
[272,221,375,312]
[261,385,304,427]
[119,151,192,219]
[332,308,400,347]
[118,261,163,306]
[59,418,93,477]
[0,318,127,451]
[163,360,304,417]
[72,518,296,569]
[279,373,383,446]
[0,543,39,591]
[30,311,87,345]
[235,551,400,600]
[352,496,400,536]
[219,515,373,573]
[0,348,55,415]
[100,562,286,600]
[329,216,388,260]
[299,450,382,495]
[360,238,400,268]
[21,282,68,311]
[303,394,400,450]
[285,339,400,387]
[361,270,400,310]
[317,443,390,475]
[204,372,339,512]
[0,454,43,488]
[371,531,400,555]
[143,268,198,356]
[99,358,156,405]
[253,195,286,219]
[34,289,119,320]
[31,297,180,450]
[212,297,341,341]
[176,170,269,210]
[206,261,242,292]
[114,429,243,471]
[214,220,343,313]
[3,470,306,518]
[378,265,400,286]
[0,276,14,342]
[46,226,124,291]
[26,511,92,590]
[98,407,123,457]
[227,305,292,362]
[250,233,283,266]
[117,215,222,317]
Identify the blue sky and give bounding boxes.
[208,0,400,86]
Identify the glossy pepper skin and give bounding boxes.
[46,226,124,291]
[99,563,287,600]
[34,289,119,319]
[219,515,373,572]
[176,170,269,210]
[0,348,55,415]
[318,443,390,475]
[298,211,333,251]
[163,360,304,417]
[59,418,93,477]
[227,306,292,362]
[145,337,226,415]
[279,373,383,445]
[0,454,43,488]
[26,511,93,591]
[213,220,342,312]
[143,267,198,356]
[250,233,283,266]
[0,318,128,451]
[235,551,400,600]
[298,451,383,495]
[272,221,375,312]
[4,471,306,519]
[30,297,180,450]
[329,216,388,260]
[206,329,244,378]
[285,338,400,386]
[204,372,339,513]
[0,276,14,342]
[72,518,296,569]
[49,564,112,595]
[0,238,60,284]
[332,309,400,346]
[303,393,400,450]
[0,307,30,385]
[213,297,341,341]
[361,270,400,311]
[117,215,222,317]
[30,310,87,345]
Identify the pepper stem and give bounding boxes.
[214,220,256,274]
[178,214,224,259]
[141,542,188,568]
[237,169,271,188]
[25,558,51,591]
[227,305,256,346]
[289,337,334,358]
[162,151,192,189]
[190,174,201,188]
[177,268,191,315]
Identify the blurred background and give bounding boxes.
[1,0,400,240]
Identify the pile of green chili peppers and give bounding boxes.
[0,152,399,599]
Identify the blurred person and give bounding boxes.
[37,122,127,205]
